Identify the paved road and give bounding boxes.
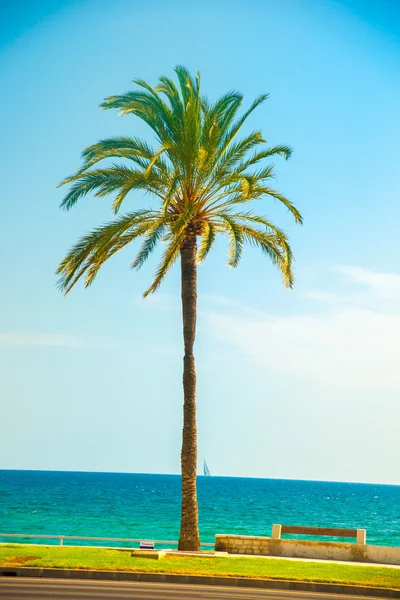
[0,578,390,600]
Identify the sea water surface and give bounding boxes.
[0,471,399,547]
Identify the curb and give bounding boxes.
[1,567,399,597]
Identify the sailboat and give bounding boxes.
[203,459,211,476]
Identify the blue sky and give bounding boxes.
[1,0,399,484]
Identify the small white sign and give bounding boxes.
[140,540,155,550]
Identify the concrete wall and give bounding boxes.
[215,535,400,566]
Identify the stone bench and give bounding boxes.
[215,532,400,564]
[271,524,366,545]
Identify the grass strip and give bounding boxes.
[0,544,399,590]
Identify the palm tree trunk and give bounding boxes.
[178,233,200,552]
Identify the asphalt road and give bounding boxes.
[0,578,388,600]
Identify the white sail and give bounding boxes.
[203,460,211,476]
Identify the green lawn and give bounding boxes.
[0,544,399,590]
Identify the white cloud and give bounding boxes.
[202,294,244,308]
[300,290,344,304]
[204,267,400,392]
[336,266,400,299]
[134,292,176,311]
[0,332,179,356]
[0,333,99,349]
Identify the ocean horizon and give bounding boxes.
[1,470,399,547]
[3,468,400,485]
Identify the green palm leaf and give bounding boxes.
[197,222,216,264]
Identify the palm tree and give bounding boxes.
[57,66,302,551]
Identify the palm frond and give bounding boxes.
[240,224,294,288]
[131,219,168,270]
[60,166,166,211]
[155,76,184,122]
[82,137,155,164]
[218,214,244,267]
[221,210,285,236]
[174,65,199,107]
[214,132,265,176]
[56,210,157,293]
[241,144,293,169]
[255,186,303,224]
[197,222,216,263]
[100,90,177,145]
[216,94,269,158]
[143,230,185,297]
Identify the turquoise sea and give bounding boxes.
[0,471,399,547]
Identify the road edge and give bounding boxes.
[1,567,399,597]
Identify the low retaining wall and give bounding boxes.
[215,535,400,566]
